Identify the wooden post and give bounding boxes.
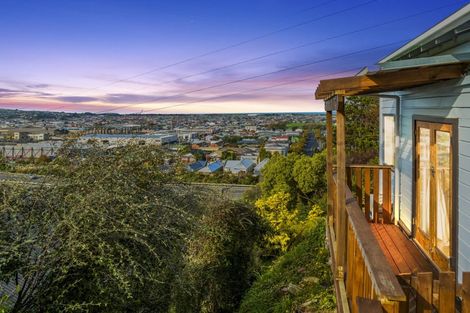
[416,272,433,313]
[438,272,455,313]
[326,110,334,224]
[336,95,347,276]
[462,272,470,313]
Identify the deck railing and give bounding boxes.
[329,165,470,313]
[330,171,406,313]
[0,146,55,159]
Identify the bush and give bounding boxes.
[238,219,335,313]
[173,199,266,313]
[0,144,265,313]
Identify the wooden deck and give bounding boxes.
[370,223,435,277]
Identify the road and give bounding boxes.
[304,130,318,156]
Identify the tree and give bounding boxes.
[0,144,264,312]
[0,145,197,312]
[259,153,298,198]
[258,146,271,161]
[222,150,236,160]
[255,192,300,252]
[292,152,326,198]
[174,198,265,313]
[345,96,379,164]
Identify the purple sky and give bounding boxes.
[0,0,466,114]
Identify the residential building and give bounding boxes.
[224,159,256,174]
[315,4,470,312]
[198,160,224,174]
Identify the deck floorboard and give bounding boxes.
[369,223,434,276]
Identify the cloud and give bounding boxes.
[103,93,200,104]
[0,88,23,98]
[54,96,99,103]
[27,83,50,89]
[0,88,18,93]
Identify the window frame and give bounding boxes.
[412,115,458,271]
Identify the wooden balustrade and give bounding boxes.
[329,166,470,313]
[331,174,406,313]
[338,164,394,224]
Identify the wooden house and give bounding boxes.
[315,4,470,313]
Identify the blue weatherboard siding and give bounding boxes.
[380,75,470,282]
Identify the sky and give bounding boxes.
[0,0,467,114]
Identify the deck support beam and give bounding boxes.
[326,110,334,225]
[335,95,347,277]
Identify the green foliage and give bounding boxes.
[223,135,242,145]
[256,151,327,253]
[173,199,265,313]
[260,151,326,203]
[285,122,305,130]
[345,96,379,164]
[179,171,258,185]
[267,121,288,131]
[0,144,265,313]
[292,153,326,197]
[258,146,271,161]
[289,129,309,154]
[222,150,237,160]
[255,192,300,252]
[238,219,335,313]
[259,153,299,197]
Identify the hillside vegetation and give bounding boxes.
[238,219,335,313]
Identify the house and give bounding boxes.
[28,133,50,141]
[224,159,256,174]
[187,160,206,172]
[253,158,269,177]
[264,143,289,156]
[198,160,224,174]
[240,154,258,163]
[315,4,470,312]
[269,135,289,142]
[181,153,196,164]
[13,131,29,142]
[207,151,221,161]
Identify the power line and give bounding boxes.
[96,39,407,114]
[139,67,363,114]
[134,0,464,93]
[90,0,378,91]
[91,1,463,114]
[43,0,465,113]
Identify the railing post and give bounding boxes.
[438,272,455,313]
[336,95,347,277]
[326,110,334,224]
[462,272,470,313]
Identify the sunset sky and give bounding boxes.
[0,0,466,114]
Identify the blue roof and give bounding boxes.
[188,160,206,171]
[208,160,223,172]
[240,159,255,168]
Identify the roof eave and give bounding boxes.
[379,3,470,64]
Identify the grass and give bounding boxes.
[238,218,335,313]
[286,122,306,130]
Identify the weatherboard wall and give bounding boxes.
[379,75,470,281]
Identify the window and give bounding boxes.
[383,115,395,166]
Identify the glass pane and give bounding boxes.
[383,116,395,165]
[436,131,451,257]
[419,127,431,234]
